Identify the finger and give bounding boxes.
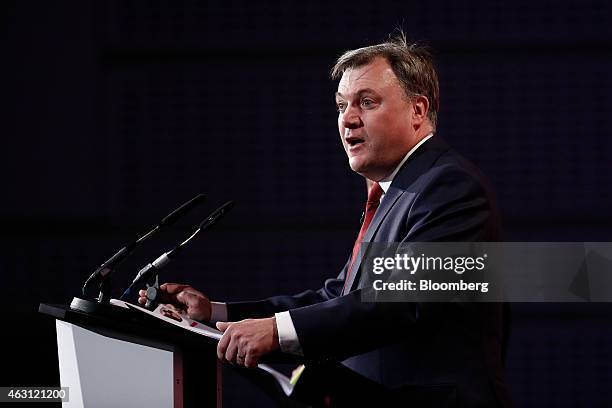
[176,290,197,306]
[217,329,231,360]
[216,321,230,332]
[244,352,258,369]
[159,283,192,304]
[225,336,238,364]
[138,289,147,305]
[160,282,187,291]
[160,282,190,293]
[176,291,205,319]
[183,286,206,296]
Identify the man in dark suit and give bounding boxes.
[139,34,510,407]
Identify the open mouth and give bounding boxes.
[346,136,365,148]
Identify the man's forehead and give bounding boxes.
[336,57,399,96]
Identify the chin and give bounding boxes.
[348,159,367,175]
[349,165,374,180]
[348,157,385,180]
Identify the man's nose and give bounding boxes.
[341,105,362,129]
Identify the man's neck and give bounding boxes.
[377,132,434,193]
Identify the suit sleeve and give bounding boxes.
[289,164,497,361]
[225,259,349,321]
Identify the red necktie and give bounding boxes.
[344,182,384,291]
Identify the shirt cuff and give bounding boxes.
[209,302,227,324]
[275,311,304,356]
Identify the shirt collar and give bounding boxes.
[378,133,434,193]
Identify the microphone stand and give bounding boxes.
[121,200,235,310]
[72,194,206,314]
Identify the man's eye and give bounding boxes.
[361,99,374,108]
[336,103,346,112]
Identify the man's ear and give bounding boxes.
[411,95,430,126]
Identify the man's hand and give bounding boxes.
[216,317,279,368]
[138,283,211,322]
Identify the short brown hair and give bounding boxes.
[331,32,440,129]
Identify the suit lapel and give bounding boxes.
[343,186,405,294]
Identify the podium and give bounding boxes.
[39,300,389,408]
[39,301,221,408]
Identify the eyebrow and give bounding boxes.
[335,88,379,99]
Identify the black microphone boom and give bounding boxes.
[82,193,206,302]
[171,200,236,257]
[160,194,206,226]
[121,200,235,300]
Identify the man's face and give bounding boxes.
[336,57,418,181]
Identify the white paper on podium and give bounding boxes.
[116,299,223,340]
[111,299,295,396]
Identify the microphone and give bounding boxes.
[82,194,206,300]
[121,200,235,300]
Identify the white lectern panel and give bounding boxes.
[56,320,179,408]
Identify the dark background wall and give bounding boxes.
[1,1,611,406]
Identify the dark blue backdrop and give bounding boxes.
[1,1,611,406]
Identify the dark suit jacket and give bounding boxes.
[227,136,511,407]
